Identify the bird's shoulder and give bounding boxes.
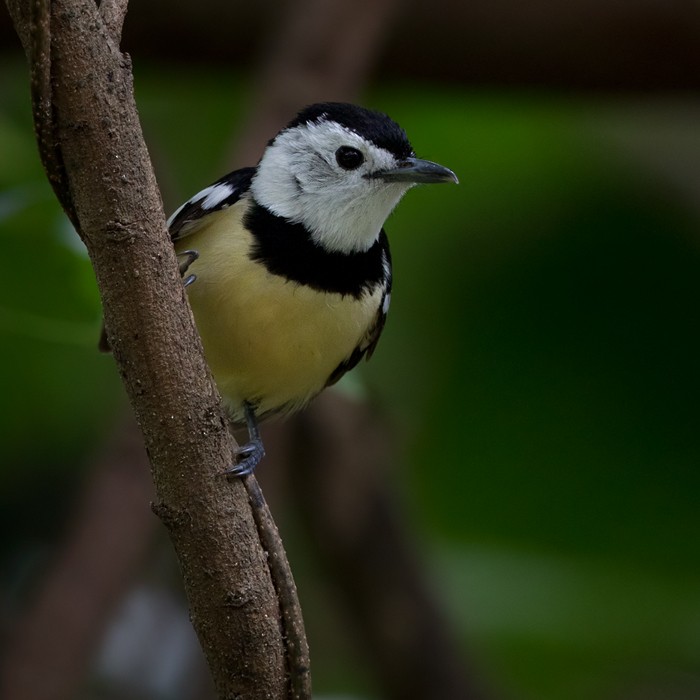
[168,167,256,241]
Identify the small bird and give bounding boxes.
[163,103,457,475]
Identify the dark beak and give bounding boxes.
[374,157,459,185]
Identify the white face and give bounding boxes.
[250,120,415,253]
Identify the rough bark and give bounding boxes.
[4,0,306,697]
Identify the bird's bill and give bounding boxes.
[374,157,458,185]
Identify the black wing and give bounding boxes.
[168,167,256,241]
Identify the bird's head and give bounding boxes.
[250,103,458,254]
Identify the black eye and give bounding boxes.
[335,146,364,170]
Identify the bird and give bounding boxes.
[159,103,457,475]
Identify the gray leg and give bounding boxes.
[226,402,265,477]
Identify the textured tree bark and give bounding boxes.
[4,0,307,697]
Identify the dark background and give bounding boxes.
[1,1,700,698]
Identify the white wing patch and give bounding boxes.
[382,292,391,314]
[380,249,391,314]
[167,183,235,228]
[201,183,234,210]
[167,168,255,241]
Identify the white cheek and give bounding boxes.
[251,121,412,253]
[251,145,302,219]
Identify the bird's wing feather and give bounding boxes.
[325,237,392,387]
[168,167,256,241]
[99,167,255,353]
[324,295,389,388]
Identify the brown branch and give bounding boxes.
[5,0,305,697]
[244,477,311,700]
[27,0,79,230]
[5,0,31,51]
[98,0,127,42]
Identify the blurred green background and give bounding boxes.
[2,3,700,697]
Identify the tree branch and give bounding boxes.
[97,0,127,42]
[27,0,79,230]
[5,0,306,697]
[244,477,311,700]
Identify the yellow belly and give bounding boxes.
[177,202,382,418]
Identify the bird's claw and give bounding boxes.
[226,437,265,477]
[178,249,199,276]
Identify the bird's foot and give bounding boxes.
[226,438,265,477]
